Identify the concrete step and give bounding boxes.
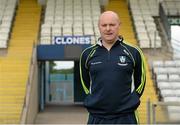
[35,105,88,124]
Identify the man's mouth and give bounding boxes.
[105,33,113,36]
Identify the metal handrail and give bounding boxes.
[147,100,180,124]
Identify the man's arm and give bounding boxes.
[79,50,90,94]
[134,49,146,97]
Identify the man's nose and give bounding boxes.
[106,25,110,31]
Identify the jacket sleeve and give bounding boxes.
[79,49,90,94]
[134,48,146,97]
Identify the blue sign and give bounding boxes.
[53,36,91,45]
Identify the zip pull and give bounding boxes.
[107,50,110,61]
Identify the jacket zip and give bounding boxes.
[107,50,110,61]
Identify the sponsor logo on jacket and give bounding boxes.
[118,56,128,66]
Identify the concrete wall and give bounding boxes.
[20,49,39,124]
[26,60,39,123]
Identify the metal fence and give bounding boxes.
[147,99,180,124]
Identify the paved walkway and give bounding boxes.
[35,104,88,124]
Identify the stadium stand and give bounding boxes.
[0,0,180,124]
[151,1,180,119]
[0,0,41,123]
[153,60,180,121]
[129,0,162,48]
[161,0,180,16]
[142,0,180,120]
[40,0,101,45]
[0,0,17,48]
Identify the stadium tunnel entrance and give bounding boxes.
[37,44,90,111]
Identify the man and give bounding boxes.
[79,11,146,124]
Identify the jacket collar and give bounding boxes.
[97,36,123,47]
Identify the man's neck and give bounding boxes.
[102,41,114,51]
[102,38,118,51]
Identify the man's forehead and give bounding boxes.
[99,11,120,23]
[101,11,119,18]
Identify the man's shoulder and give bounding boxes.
[82,44,98,55]
[122,40,143,54]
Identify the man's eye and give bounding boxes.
[110,24,115,26]
[102,24,107,27]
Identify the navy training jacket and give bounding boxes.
[79,37,146,118]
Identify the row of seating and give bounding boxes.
[129,0,162,48]
[161,0,180,16]
[158,81,180,90]
[153,60,180,81]
[153,58,180,121]
[154,67,180,74]
[161,89,180,98]
[154,80,180,120]
[161,96,180,121]
[129,0,159,16]
[153,60,180,67]
[40,0,101,44]
[40,24,99,45]
[167,105,180,121]
[0,0,17,48]
[156,74,180,82]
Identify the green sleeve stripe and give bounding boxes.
[79,51,90,94]
[134,110,140,124]
[133,46,146,94]
[79,45,97,94]
[85,46,98,69]
[90,49,96,57]
[135,48,146,94]
[123,41,146,94]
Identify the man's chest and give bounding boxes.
[88,49,134,74]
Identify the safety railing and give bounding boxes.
[147,99,180,124]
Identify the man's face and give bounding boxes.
[98,13,120,44]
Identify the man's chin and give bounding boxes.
[105,39,115,44]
